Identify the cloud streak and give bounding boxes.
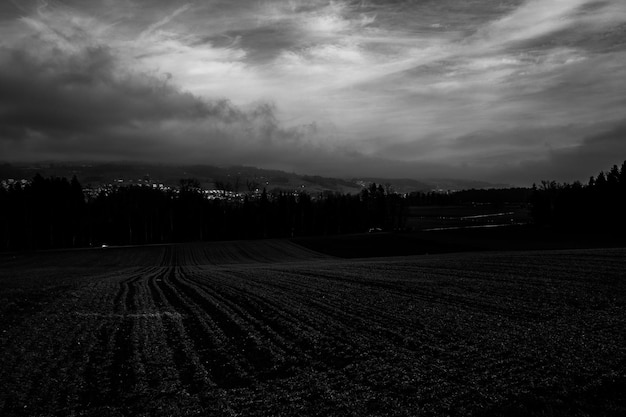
[0,0,625,185]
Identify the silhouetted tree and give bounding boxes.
[529,160,626,233]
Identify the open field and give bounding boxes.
[293,226,626,258]
[404,205,531,231]
[1,240,625,416]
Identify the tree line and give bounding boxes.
[3,162,623,251]
[530,161,626,232]
[0,177,407,251]
[403,187,532,207]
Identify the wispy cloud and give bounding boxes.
[137,3,192,41]
[1,0,625,184]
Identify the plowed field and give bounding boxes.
[1,241,625,416]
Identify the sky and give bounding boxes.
[1,0,625,185]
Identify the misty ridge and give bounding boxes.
[1,160,625,252]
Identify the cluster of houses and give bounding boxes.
[0,178,29,189]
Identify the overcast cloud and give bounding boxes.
[1,0,625,185]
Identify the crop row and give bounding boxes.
[1,244,625,416]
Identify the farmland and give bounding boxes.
[1,240,625,416]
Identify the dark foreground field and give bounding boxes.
[1,240,625,416]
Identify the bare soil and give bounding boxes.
[1,240,625,416]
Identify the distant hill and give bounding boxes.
[0,162,509,193]
[355,177,510,193]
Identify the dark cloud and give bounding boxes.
[0,36,467,178]
[369,120,626,187]
[0,39,309,164]
[0,46,234,134]
[481,122,626,185]
[546,123,626,178]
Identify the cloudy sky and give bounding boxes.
[1,0,625,185]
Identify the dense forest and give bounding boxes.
[1,161,624,251]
